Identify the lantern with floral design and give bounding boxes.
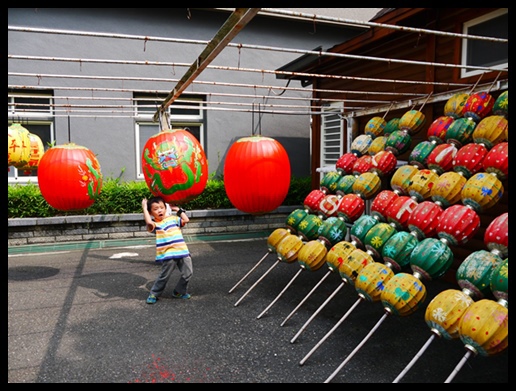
[364,116,386,138]
[317,217,348,248]
[350,134,373,157]
[367,135,387,155]
[38,143,103,211]
[409,237,454,281]
[427,115,454,144]
[384,117,400,136]
[335,174,356,196]
[409,140,437,169]
[463,91,495,122]
[444,92,469,119]
[381,273,427,317]
[355,262,395,302]
[472,115,508,149]
[456,249,505,299]
[390,165,419,195]
[492,90,508,118]
[319,171,342,194]
[381,231,418,272]
[339,248,375,285]
[349,214,380,249]
[445,117,477,148]
[385,129,412,156]
[224,135,289,214]
[490,258,508,302]
[285,208,309,234]
[352,172,382,200]
[144,128,208,205]
[407,168,439,202]
[399,109,426,135]
[363,222,397,260]
[461,172,504,213]
[430,171,467,208]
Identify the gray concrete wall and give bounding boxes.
[8,8,366,180]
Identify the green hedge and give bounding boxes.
[8,177,312,218]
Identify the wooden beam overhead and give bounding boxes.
[153,7,261,121]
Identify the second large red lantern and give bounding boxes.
[142,128,208,204]
[38,143,103,211]
[224,135,290,214]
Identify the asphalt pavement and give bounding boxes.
[8,237,508,383]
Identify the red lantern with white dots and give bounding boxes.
[407,200,443,240]
[224,135,290,214]
[484,212,508,258]
[303,189,326,213]
[336,152,358,175]
[143,128,208,204]
[452,143,488,179]
[38,143,103,211]
[482,141,508,181]
[436,204,480,246]
[352,154,373,176]
[370,190,399,222]
[337,193,365,223]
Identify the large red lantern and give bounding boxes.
[38,143,103,211]
[386,195,418,231]
[337,193,365,223]
[224,135,290,214]
[143,128,208,204]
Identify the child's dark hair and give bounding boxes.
[147,196,166,213]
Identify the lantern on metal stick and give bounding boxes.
[280,241,356,327]
[256,237,328,319]
[484,212,508,258]
[452,143,488,179]
[289,247,374,344]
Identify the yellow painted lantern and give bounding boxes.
[15,132,44,173]
[355,262,395,302]
[407,168,439,202]
[338,248,375,285]
[458,299,508,357]
[431,171,467,208]
[276,233,304,263]
[297,240,328,272]
[472,115,508,149]
[364,116,386,138]
[350,134,373,157]
[267,228,291,253]
[368,135,387,156]
[444,92,469,119]
[8,123,32,168]
[399,109,426,135]
[381,273,427,316]
[390,165,419,196]
[352,172,381,200]
[326,241,357,273]
[424,289,474,340]
[461,172,504,213]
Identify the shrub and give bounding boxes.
[8,177,312,218]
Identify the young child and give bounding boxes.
[142,196,193,304]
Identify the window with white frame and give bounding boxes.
[320,102,344,179]
[8,91,55,183]
[461,8,508,79]
[134,94,205,179]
